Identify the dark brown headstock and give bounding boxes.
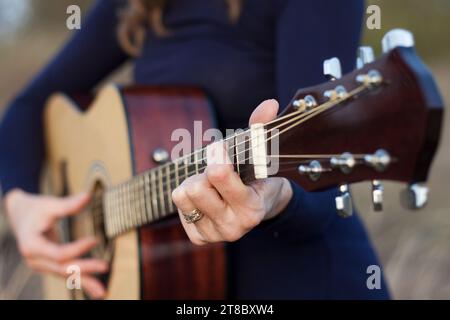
[268,30,444,209]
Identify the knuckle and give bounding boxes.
[206,164,230,183]
[189,235,206,246]
[242,213,260,229]
[50,248,65,263]
[222,228,243,242]
[171,187,185,205]
[19,242,33,259]
[186,181,203,200]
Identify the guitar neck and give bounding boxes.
[102,132,258,239]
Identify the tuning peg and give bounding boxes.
[364,149,391,172]
[298,160,326,181]
[356,46,375,68]
[323,57,342,81]
[382,29,415,53]
[400,183,428,210]
[330,152,355,174]
[335,184,353,218]
[371,180,384,211]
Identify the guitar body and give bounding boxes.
[43,85,226,299]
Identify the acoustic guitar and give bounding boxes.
[43,29,444,299]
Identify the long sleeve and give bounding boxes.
[260,0,365,240]
[0,0,129,194]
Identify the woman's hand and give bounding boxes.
[4,189,108,299]
[172,99,293,245]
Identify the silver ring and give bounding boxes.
[182,208,203,224]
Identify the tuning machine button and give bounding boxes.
[400,183,428,210]
[371,180,384,211]
[356,70,383,87]
[364,149,391,172]
[382,29,415,53]
[293,95,317,112]
[324,85,348,101]
[335,184,353,218]
[356,46,375,69]
[330,152,355,174]
[323,57,342,81]
[298,160,326,181]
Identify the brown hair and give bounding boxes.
[118,0,243,56]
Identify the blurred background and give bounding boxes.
[0,0,449,299]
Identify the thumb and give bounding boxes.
[249,99,279,125]
[44,192,91,219]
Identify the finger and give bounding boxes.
[183,174,234,242]
[206,142,252,207]
[81,275,106,299]
[172,185,208,245]
[27,258,108,277]
[63,259,109,275]
[184,174,225,217]
[42,192,91,219]
[249,99,279,125]
[29,236,98,263]
[27,258,65,275]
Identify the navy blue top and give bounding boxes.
[0,0,389,299]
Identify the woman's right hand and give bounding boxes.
[4,189,108,299]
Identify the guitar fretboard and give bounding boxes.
[103,133,256,238]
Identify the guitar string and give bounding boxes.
[112,87,353,196]
[105,99,329,200]
[107,100,333,205]
[139,100,311,176]
[141,100,325,175]
[106,84,369,233]
[104,113,344,235]
[127,83,367,189]
[105,84,367,216]
[148,82,367,177]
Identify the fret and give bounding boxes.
[157,167,166,216]
[132,179,140,227]
[234,134,240,175]
[116,185,122,232]
[138,175,147,225]
[125,182,132,230]
[194,151,199,175]
[129,181,136,228]
[128,181,135,228]
[113,188,119,236]
[122,183,128,230]
[144,173,153,222]
[115,187,121,235]
[166,164,174,213]
[150,169,159,219]
[171,162,178,211]
[187,154,197,179]
[175,161,179,188]
[184,158,189,181]
[123,184,129,230]
[134,178,142,226]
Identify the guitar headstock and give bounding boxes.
[267,29,444,216]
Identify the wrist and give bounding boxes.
[265,178,293,220]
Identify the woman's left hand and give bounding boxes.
[171,99,293,245]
